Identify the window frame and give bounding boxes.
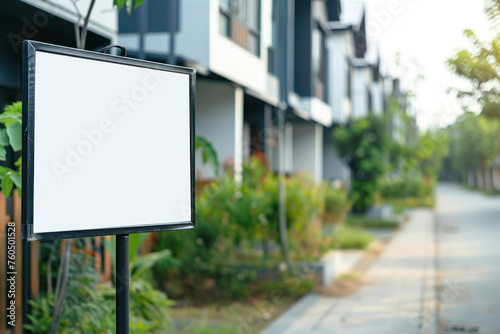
[218,0,261,57]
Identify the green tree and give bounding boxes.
[450,112,500,179]
[414,129,450,180]
[485,0,500,31]
[447,31,500,117]
[447,0,500,118]
[333,115,389,212]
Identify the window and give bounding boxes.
[312,25,326,100]
[219,11,231,37]
[267,0,278,75]
[219,0,261,56]
[267,47,275,75]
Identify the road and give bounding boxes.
[436,183,500,334]
[261,183,500,334]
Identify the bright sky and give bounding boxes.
[364,0,495,130]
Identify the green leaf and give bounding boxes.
[131,249,177,279]
[0,129,9,146]
[2,176,13,197]
[0,145,6,161]
[0,166,10,179]
[129,233,150,264]
[135,0,145,9]
[7,122,22,151]
[0,114,21,127]
[0,102,22,127]
[103,237,116,275]
[10,172,21,188]
[113,0,127,10]
[195,135,219,175]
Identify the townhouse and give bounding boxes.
[119,0,278,183]
[1,0,413,189]
[118,0,371,188]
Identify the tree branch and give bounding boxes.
[46,240,58,296]
[80,0,97,50]
[69,0,83,49]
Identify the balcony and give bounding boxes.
[119,0,279,104]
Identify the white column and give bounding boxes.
[293,123,323,181]
[314,124,323,182]
[195,81,240,180]
[285,123,293,174]
[234,86,244,183]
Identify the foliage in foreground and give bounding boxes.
[333,115,389,212]
[448,112,500,179]
[0,102,21,197]
[323,187,351,224]
[321,226,374,251]
[154,157,351,302]
[27,238,175,334]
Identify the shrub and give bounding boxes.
[322,226,374,250]
[27,255,174,333]
[153,157,329,301]
[378,175,436,200]
[332,115,389,212]
[323,186,351,224]
[285,173,325,255]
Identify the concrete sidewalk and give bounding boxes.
[261,209,437,334]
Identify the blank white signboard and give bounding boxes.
[22,41,195,240]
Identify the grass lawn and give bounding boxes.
[463,183,500,196]
[346,215,400,229]
[169,296,299,333]
[380,196,435,214]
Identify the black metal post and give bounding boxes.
[116,234,129,334]
[138,0,147,60]
[22,241,31,333]
[168,0,178,64]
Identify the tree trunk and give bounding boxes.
[50,2,97,332]
[50,241,71,334]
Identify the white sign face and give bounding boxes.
[22,41,195,240]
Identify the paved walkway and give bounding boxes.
[261,209,436,334]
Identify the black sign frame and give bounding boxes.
[21,40,196,241]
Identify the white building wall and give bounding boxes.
[371,81,384,115]
[195,80,243,180]
[271,122,294,175]
[293,124,323,181]
[351,66,369,119]
[323,129,350,189]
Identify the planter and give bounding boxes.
[367,204,394,219]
